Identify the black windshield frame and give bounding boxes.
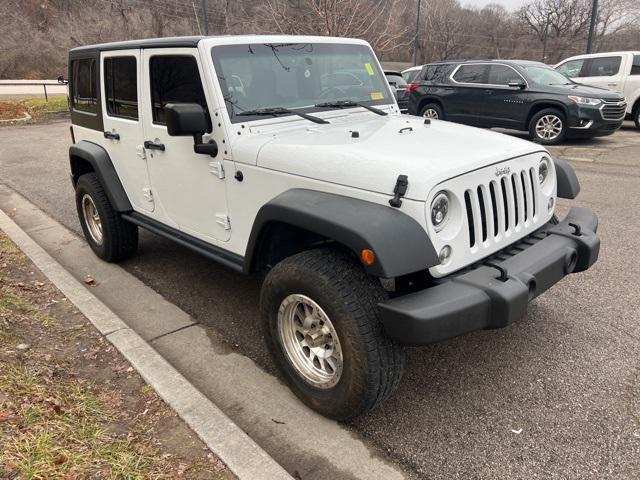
[211,43,392,123]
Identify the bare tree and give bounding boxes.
[260,0,412,56]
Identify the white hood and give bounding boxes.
[234,112,546,201]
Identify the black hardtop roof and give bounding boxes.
[69,36,206,55]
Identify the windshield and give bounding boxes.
[523,65,573,85]
[211,43,391,122]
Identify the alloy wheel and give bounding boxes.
[81,194,103,246]
[535,114,563,141]
[277,294,343,389]
[423,108,440,119]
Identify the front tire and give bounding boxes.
[75,173,138,262]
[529,108,567,145]
[260,248,404,420]
[633,104,640,129]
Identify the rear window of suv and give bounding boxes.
[421,64,453,83]
[585,56,622,77]
[631,55,640,75]
[452,64,487,84]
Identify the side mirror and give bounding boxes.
[165,103,218,157]
[508,81,526,89]
[57,75,68,85]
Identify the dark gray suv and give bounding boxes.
[407,59,627,145]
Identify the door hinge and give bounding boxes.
[136,145,147,160]
[216,213,231,230]
[142,188,153,202]
[209,161,225,179]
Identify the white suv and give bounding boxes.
[68,35,600,420]
[555,51,640,128]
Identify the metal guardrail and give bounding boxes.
[0,80,68,101]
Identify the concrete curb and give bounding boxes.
[0,208,293,480]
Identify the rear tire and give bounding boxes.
[529,108,567,145]
[419,103,444,120]
[75,173,138,262]
[260,248,404,420]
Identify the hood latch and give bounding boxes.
[389,175,408,208]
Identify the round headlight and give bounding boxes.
[431,191,450,231]
[538,157,550,184]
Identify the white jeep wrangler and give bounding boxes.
[68,36,600,420]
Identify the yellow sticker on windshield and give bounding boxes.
[371,92,384,100]
[365,63,374,75]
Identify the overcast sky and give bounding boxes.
[462,0,529,10]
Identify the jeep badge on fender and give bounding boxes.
[67,35,600,420]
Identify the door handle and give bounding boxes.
[484,89,493,94]
[103,131,120,140]
[144,140,165,151]
[607,83,617,87]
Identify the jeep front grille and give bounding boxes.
[463,168,540,248]
[600,100,626,121]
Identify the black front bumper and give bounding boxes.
[567,105,623,138]
[379,207,600,345]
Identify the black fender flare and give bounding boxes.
[554,159,580,199]
[245,189,439,278]
[69,141,132,212]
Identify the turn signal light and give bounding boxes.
[360,249,376,266]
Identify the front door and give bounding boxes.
[482,64,530,129]
[140,48,230,242]
[100,49,154,213]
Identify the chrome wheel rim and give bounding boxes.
[535,115,563,140]
[277,294,343,389]
[423,108,439,119]
[81,194,103,245]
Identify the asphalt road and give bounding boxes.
[1,118,638,479]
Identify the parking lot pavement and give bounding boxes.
[1,119,639,479]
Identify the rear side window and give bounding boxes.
[488,65,523,86]
[421,64,452,83]
[72,58,97,114]
[631,55,640,75]
[452,64,488,84]
[385,73,407,87]
[104,57,138,120]
[150,56,207,125]
[403,69,421,83]
[585,56,622,77]
[556,59,585,78]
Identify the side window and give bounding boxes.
[488,65,523,86]
[556,59,585,78]
[585,56,622,77]
[422,64,451,83]
[72,58,97,114]
[150,55,208,125]
[104,57,138,120]
[452,64,488,84]
[403,69,420,83]
[631,55,640,76]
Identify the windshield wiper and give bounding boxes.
[237,107,329,124]
[314,100,388,116]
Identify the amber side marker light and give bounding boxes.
[360,249,376,266]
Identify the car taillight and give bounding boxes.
[404,83,419,93]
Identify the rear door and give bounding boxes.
[568,55,624,93]
[447,64,489,125]
[100,49,154,213]
[140,48,230,242]
[482,64,530,129]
